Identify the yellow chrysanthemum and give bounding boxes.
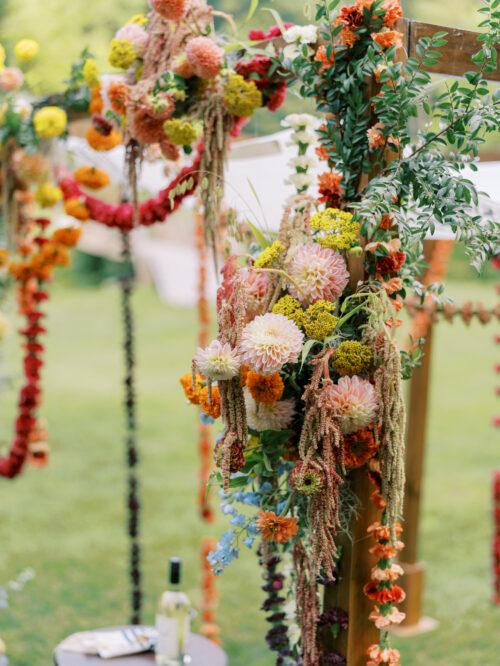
[163,118,199,146]
[310,207,360,251]
[254,240,285,269]
[272,295,305,329]
[128,13,148,26]
[223,74,262,117]
[33,106,67,139]
[303,300,338,341]
[108,39,137,70]
[83,59,100,88]
[14,39,40,63]
[333,341,373,376]
[0,43,6,71]
[35,182,63,208]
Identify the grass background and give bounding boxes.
[0,247,498,664]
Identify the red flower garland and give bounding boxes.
[59,144,203,230]
[493,471,500,604]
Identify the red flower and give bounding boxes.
[376,251,406,274]
[337,4,364,28]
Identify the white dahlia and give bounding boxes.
[327,375,378,434]
[287,242,349,306]
[194,339,240,381]
[245,389,296,431]
[239,313,304,374]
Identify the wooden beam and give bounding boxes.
[403,19,500,82]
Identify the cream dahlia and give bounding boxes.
[185,36,223,79]
[239,313,304,374]
[245,389,295,431]
[287,242,349,305]
[195,339,240,381]
[327,375,377,434]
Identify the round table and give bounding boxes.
[54,628,227,666]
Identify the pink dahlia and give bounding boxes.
[0,67,24,92]
[115,24,149,56]
[327,375,377,434]
[195,339,240,381]
[244,389,295,431]
[240,268,269,321]
[239,313,304,374]
[185,37,223,79]
[287,243,349,306]
[151,0,188,21]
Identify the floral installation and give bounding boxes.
[181,0,499,663]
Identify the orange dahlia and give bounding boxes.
[256,510,298,544]
[64,197,90,221]
[107,81,129,115]
[74,166,110,190]
[344,429,378,468]
[247,371,284,404]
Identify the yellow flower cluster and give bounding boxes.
[83,59,100,88]
[272,295,305,328]
[303,300,338,341]
[310,208,360,251]
[129,14,148,26]
[254,240,285,269]
[35,182,62,208]
[109,39,137,69]
[333,340,373,376]
[14,39,39,63]
[33,106,67,139]
[223,74,262,117]
[163,118,198,146]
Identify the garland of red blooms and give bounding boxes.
[493,471,500,605]
[59,144,203,231]
[0,219,80,478]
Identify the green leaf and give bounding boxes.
[246,220,271,249]
[246,0,259,21]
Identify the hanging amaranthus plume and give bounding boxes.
[215,257,248,487]
[298,348,344,580]
[198,85,233,252]
[364,291,406,536]
[294,539,320,666]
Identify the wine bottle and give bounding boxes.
[155,558,191,665]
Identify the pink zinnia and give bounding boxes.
[287,242,349,306]
[151,0,188,21]
[327,375,377,434]
[115,24,149,56]
[0,67,24,92]
[239,313,304,374]
[185,37,223,79]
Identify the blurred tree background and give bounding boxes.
[0,0,483,94]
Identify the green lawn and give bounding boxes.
[0,274,498,665]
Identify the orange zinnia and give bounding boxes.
[247,371,284,404]
[64,197,90,221]
[74,166,110,190]
[256,510,298,544]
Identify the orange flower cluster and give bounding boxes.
[64,197,90,221]
[257,510,298,544]
[74,166,110,190]
[9,226,81,282]
[179,373,221,419]
[108,81,129,115]
[246,371,284,404]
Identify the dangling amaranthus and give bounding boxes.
[294,539,320,666]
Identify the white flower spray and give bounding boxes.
[282,113,320,196]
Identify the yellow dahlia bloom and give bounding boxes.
[83,59,100,88]
[35,182,63,208]
[33,106,67,139]
[109,39,137,69]
[14,39,40,63]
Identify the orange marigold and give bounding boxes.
[372,30,403,49]
[74,166,110,190]
[64,197,90,221]
[89,87,104,114]
[247,371,284,404]
[86,126,122,151]
[52,227,81,247]
[180,372,204,405]
[199,385,221,419]
[257,510,298,544]
[107,81,129,115]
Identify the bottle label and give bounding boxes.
[156,615,179,657]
